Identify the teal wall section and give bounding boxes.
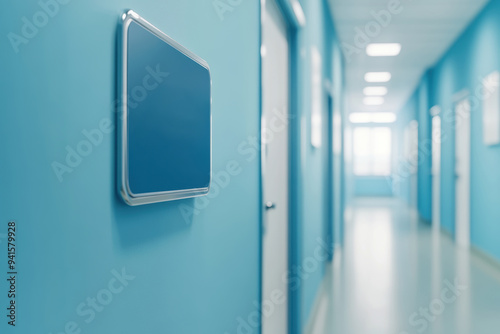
[0,1,346,333]
[295,0,328,326]
[394,72,432,220]
[417,72,432,222]
[405,0,500,260]
[395,92,417,205]
[291,0,345,331]
[331,23,346,248]
[433,0,500,258]
[354,177,393,197]
[0,1,261,333]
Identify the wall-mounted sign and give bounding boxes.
[482,71,500,146]
[118,10,212,206]
[311,46,322,148]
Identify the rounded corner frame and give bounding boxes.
[117,10,212,206]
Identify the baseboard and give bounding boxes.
[439,226,454,240]
[302,274,328,334]
[470,246,500,282]
[302,248,343,334]
[418,215,432,225]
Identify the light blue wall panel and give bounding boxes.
[417,73,433,222]
[0,1,261,333]
[432,0,500,259]
[406,0,500,260]
[354,177,393,197]
[292,0,345,331]
[394,93,417,205]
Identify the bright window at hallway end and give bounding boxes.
[353,127,392,176]
[349,112,396,124]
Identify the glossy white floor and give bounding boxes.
[309,197,500,334]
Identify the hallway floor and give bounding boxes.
[312,197,500,334]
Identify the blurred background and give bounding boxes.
[1,0,500,333]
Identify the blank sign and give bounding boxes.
[482,71,500,146]
[118,10,212,205]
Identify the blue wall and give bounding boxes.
[0,1,261,333]
[417,71,433,222]
[406,0,500,260]
[354,177,393,197]
[291,0,345,331]
[395,72,432,219]
[0,1,345,333]
[332,25,346,248]
[395,92,417,205]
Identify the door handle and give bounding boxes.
[265,202,276,210]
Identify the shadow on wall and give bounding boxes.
[109,18,197,250]
[112,197,195,251]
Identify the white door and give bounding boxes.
[432,115,441,229]
[333,104,343,247]
[261,0,289,333]
[455,98,471,248]
[408,121,419,209]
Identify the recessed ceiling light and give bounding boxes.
[364,72,392,83]
[366,43,402,57]
[363,97,384,106]
[372,113,397,123]
[349,112,397,124]
[363,86,388,96]
[349,113,371,123]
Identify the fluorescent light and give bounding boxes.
[291,0,306,27]
[350,112,397,124]
[365,72,392,83]
[366,43,402,57]
[372,113,397,123]
[364,86,388,96]
[363,97,384,106]
[350,113,372,123]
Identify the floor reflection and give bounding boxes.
[314,197,500,334]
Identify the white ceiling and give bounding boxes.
[328,0,490,114]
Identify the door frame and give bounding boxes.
[409,121,419,210]
[453,93,471,248]
[259,1,304,334]
[430,106,441,229]
[453,91,472,248]
[325,93,334,262]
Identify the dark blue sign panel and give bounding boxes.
[118,10,211,205]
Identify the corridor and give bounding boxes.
[3,0,500,333]
[310,198,500,334]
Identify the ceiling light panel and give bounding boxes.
[366,43,402,57]
[363,97,385,106]
[364,87,388,96]
[349,112,397,124]
[364,72,392,83]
